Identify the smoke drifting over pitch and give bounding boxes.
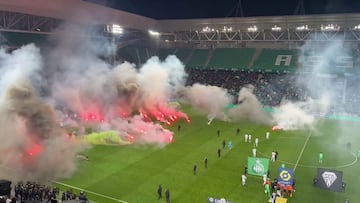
[0,44,83,182]
[0,21,277,183]
[0,24,190,182]
[229,85,272,125]
[45,24,189,144]
[181,83,233,121]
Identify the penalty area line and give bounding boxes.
[52,181,129,203]
[293,130,313,172]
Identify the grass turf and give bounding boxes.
[55,108,360,203]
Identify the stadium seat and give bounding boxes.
[252,49,298,72]
[157,48,175,61]
[300,48,356,74]
[137,47,150,64]
[118,46,138,63]
[0,31,47,46]
[174,48,192,64]
[207,48,255,70]
[187,49,210,69]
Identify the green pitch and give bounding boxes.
[55,108,360,203]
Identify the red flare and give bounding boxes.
[26,144,43,157]
[272,125,282,131]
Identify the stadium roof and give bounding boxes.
[0,0,156,30]
[155,13,360,32]
[1,0,360,34]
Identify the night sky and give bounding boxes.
[101,0,360,19]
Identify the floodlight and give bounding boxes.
[202,26,211,32]
[271,25,281,32]
[321,24,340,31]
[149,30,160,36]
[353,24,360,30]
[247,25,258,32]
[202,26,217,33]
[223,26,233,32]
[106,24,123,34]
[296,25,309,31]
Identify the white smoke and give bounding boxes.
[228,85,272,124]
[272,40,346,130]
[0,44,85,183]
[0,44,43,99]
[0,23,189,182]
[45,23,192,148]
[181,83,233,121]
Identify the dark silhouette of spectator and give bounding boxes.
[217,129,220,137]
[222,140,226,149]
[61,192,66,201]
[204,157,208,168]
[177,125,181,132]
[217,148,221,158]
[13,181,88,202]
[79,191,89,203]
[193,164,197,175]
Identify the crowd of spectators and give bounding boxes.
[0,181,89,203]
[14,182,58,202]
[185,68,360,116]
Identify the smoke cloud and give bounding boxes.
[44,23,188,147]
[0,44,84,183]
[271,40,347,130]
[0,23,189,182]
[180,83,233,121]
[228,85,273,125]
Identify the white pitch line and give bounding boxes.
[53,181,129,203]
[257,143,358,169]
[293,130,313,172]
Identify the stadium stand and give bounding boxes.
[0,31,48,47]
[185,67,360,116]
[137,47,149,64]
[187,49,210,68]
[157,48,175,60]
[252,49,298,72]
[300,48,356,74]
[117,46,138,63]
[174,48,192,64]
[207,48,255,70]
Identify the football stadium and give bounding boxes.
[0,0,359,203]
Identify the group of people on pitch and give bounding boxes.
[264,177,295,202]
[157,185,170,203]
